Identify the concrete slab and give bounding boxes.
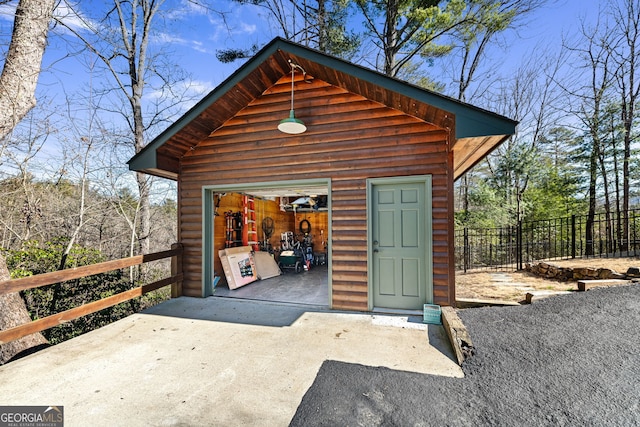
[489,273,513,282]
[0,297,462,426]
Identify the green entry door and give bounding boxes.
[372,180,430,310]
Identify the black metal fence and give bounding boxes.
[455,209,640,271]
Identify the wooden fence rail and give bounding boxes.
[0,243,183,345]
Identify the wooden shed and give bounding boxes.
[128,37,516,311]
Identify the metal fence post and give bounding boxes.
[455,208,640,271]
[571,215,576,259]
[463,228,469,273]
[517,220,523,270]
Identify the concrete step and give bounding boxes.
[577,279,630,292]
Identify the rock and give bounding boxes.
[597,268,615,279]
[525,262,629,282]
[626,267,640,277]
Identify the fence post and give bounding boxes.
[463,228,469,273]
[634,211,638,257]
[571,215,576,259]
[171,243,183,298]
[517,221,523,270]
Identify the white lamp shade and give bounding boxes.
[278,110,306,134]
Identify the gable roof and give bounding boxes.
[128,37,517,180]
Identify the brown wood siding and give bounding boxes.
[177,76,453,308]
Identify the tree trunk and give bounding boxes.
[0,254,49,365]
[0,0,55,140]
[0,0,55,365]
[382,0,400,77]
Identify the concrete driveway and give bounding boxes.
[0,297,461,426]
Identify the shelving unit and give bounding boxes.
[224,211,243,248]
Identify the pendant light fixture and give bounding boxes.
[278,60,307,134]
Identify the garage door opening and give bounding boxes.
[203,180,331,307]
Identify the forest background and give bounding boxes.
[0,0,638,348]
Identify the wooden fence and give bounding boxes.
[0,243,183,345]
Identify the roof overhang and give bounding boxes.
[128,37,517,181]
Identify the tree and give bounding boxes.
[56,1,196,263]
[354,0,466,79]
[533,126,585,218]
[523,128,585,221]
[609,0,640,251]
[445,0,549,102]
[449,0,550,225]
[218,0,359,62]
[480,50,565,224]
[0,255,49,364]
[563,10,617,255]
[0,0,55,140]
[0,104,56,246]
[0,0,56,363]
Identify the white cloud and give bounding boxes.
[153,32,214,55]
[190,40,211,54]
[155,32,189,45]
[165,0,212,21]
[238,22,257,35]
[54,1,97,33]
[0,1,95,37]
[144,79,214,102]
[184,79,215,96]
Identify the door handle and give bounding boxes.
[373,249,379,253]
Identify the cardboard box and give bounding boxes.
[219,246,258,290]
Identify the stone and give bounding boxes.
[625,267,640,277]
[597,268,615,279]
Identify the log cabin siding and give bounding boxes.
[177,76,453,308]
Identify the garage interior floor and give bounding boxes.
[212,264,329,306]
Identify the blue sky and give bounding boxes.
[4,0,598,112]
[0,0,600,117]
[0,0,598,200]
[0,0,601,180]
[506,0,599,63]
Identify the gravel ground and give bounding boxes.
[290,284,640,426]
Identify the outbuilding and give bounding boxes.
[128,37,516,312]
